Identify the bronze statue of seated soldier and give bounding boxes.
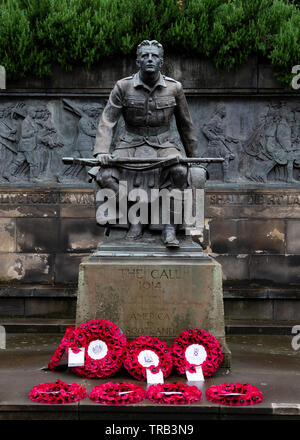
[88,40,209,248]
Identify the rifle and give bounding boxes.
[63,99,84,118]
[62,156,224,170]
[0,138,17,154]
[0,120,17,154]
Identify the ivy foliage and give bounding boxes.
[0,0,299,87]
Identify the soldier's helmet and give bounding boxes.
[215,104,226,118]
[266,103,281,122]
[83,104,103,118]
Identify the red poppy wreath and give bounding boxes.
[123,336,173,381]
[89,382,146,405]
[29,379,87,404]
[48,325,75,371]
[48,320,127,379]
[146,383,202,405]
[206,382,263,406]
[170,328,223,378]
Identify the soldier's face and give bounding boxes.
[34,108,44,119]
[137,47,163,75]
[28,108,36,118]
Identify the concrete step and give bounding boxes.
[0,319,297,335]
[225,320,298,335]
[0,319,74,334]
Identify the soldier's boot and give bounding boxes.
[3,172,19,183]
[161,224,179,248]
[29,163,40,181]
[126,223,143,240]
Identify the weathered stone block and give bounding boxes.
[54,253,90,284]
[76,256,231,366]
[258,63,284,90]
[286,220,300,254]
[0,218,16,252]
[0,205,58,218]
[60,206,95,218]
[274,300,300,321]
[249,255,300,284]
[224,299,273,321]
[237,220,285,254]
[209,219,238,254]
[7,56,259,92]
[0,285,77,298]
[214,255,249,281]
[0,298,24,317]
[24,298,76,319]
[16,218,59,252]
[0,253,53,283]
[60,219,104,252]
[164,56,258,90]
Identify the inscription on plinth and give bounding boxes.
[206,189,300,219]
[76,258,230,366]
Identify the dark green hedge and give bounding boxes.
[0,0,300,86]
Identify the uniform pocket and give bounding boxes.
[124,96,146,108]
[155,96,176,109]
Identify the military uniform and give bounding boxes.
[94,71,198,158]
[92,72,198,194]
[92,71,200,234]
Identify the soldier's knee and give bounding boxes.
[96,169,113,187]
[170,164,188,186]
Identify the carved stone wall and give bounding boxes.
[0,57,299,325]
[0,97,300,187]
[0,99,105,185]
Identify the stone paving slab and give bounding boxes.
[0,334,299,420]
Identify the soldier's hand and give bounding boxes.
[167,154,181,160]
[96,153,113,165]
[166,154,181,163]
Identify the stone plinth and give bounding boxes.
[76,240,231,367]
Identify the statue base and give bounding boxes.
[92,231,210,259]
[76,235,231,368]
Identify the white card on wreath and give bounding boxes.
[68,347,85,367]
[146,368,164,384]
[186,366,204,382]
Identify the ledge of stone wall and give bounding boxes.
[3,56,296,95]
